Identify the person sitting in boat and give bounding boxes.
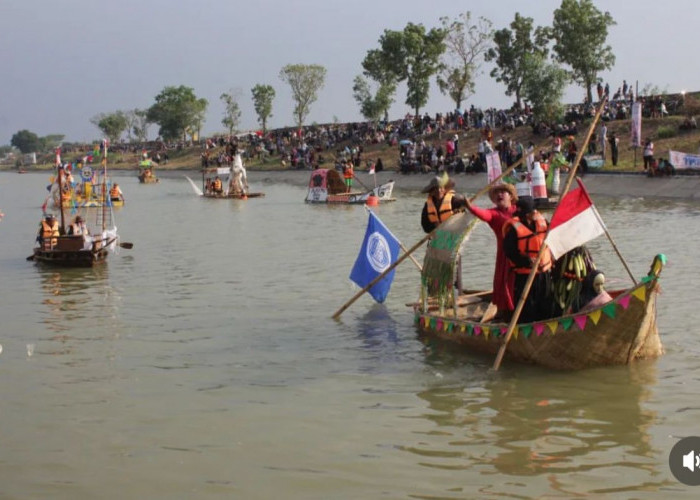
[212,176,223,194]
[68,215,89,236]
[420,173,467,234]
[109,183,124,202]
[37,213,60,250]
[464,183,518,321]
[573,270,613,314]
[502,197,554,323]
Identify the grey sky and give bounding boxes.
[1,0,696,144]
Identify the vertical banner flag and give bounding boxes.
[545,178,606,259]
[486,151,502,184]
[631,101,642,148]
[349,211,400,303]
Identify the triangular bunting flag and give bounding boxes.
[512,328,518,340]
[430,317,437,329]
[588,309,602,325]
[501,327,509,338]
[574,315,587,331]
[618,295,631,310]
[561,317,574,331]
[445,321,452,332]
[474,325,482,336]
[546,321,558,334]
[521,325,533,338]
[632,287,646,302]
[467,324,474,336]
[535,323,546,336]
[640,275,653,284]
[483,327,490,340]
[602,303,616,318]
[460,324,466,333]
[436,319,443,331]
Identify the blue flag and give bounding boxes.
[349,211,400,303]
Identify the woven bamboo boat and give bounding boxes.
[305,168,395,204]
[412,211,665,370]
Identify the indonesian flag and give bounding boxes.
[545,178,606,260]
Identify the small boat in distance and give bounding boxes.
[200,154,264,199]
[305,168,395,204]
[137,154,159,183]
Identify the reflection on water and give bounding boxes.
[407,362,675,496]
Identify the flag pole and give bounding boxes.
[331,148,539,321]
[492,97,607,372]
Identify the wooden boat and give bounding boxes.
[200,166,264,199]
[31,144,125,267]
[411,211,665,370]
[138,159,159,183]
[305,168,395,204]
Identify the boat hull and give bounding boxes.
[305,181,396,204]
[413,276,663,370]
[202,192,265,199]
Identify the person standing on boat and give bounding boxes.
[420,173,466,234]
[37,214,60,250]
[464,183,518,321]
[343,160,354,192]
[502,197,554,323]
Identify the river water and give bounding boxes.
[0,170,699,499]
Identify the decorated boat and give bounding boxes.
[305,168,395,204]
[50,161,124,208]
[138,157,159,184]
[199,154,264,199]
[411,208,665,370]
[31,143,130,267]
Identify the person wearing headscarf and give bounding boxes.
[502,197,554,323]
[464,183,518,320]
[574,270,613,314]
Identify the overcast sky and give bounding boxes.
[1,0,696,144]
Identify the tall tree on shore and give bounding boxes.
[279,64,326,129]
[90,111,129,143]
[485,13,550,109]
[352,76,395,123]
[127,109,150,143]
[362,23,446,116]
[438,12,493,110]
[520,52,569,124]
[147,85,208,141]
[550,0,616,104]
[251,84,275,133]
[220,89,242,136]
[10,129,41,153]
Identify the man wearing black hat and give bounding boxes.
[420,173,466,233]
[502,197,555,323]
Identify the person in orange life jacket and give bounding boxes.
[212,176,223,194]
[109,183,124,201]
[502,197,555,323]
[37,213,61,249]
[464,183,518,320]
[343,160,354,192]
[420,173,466,233]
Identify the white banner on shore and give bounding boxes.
[631,102,642,148]
[486,151,502,183]
[668,150,700,170]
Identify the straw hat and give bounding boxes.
[421,173,454,193]
[488,183,518,203]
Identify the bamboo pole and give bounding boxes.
[331,147,541,321]
[492,98,608,372]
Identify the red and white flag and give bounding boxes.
[55,147,61,166]
[368,163,376,175]
[545,178,606,260]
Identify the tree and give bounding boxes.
[550,0,616,104]
[10,129,41,153]
[91,111,129,143]
[39,134,65,152]
[127,109,150,143]
[485,13,550,109]
[147,85,208,141]
[220,90,242,136]
[438,13,493,110]
[362,23,446,116]
[279,64,326,129]
[352,76,395,123]
[251,84,275,133]
[520,52,569,124]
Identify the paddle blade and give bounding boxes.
[119,242,134,249]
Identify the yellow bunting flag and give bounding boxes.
[632,286,646,302]
[588,309,602,325]
[547,321,559,334]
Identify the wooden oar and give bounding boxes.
[492,97,608,372]
[331,153,532,320]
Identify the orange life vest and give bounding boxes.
[110,186,120,198]
[61,187,71,202]
[503,213,553,274]
[344,165,354,180]
[213,178,222,191]
[426,191,455,225]
[41,219,60,249]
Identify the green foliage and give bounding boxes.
[362,23,446,116]
[485,13,550,108]
[90,111,129,143]
[251,84,275,133]
[437,12,493,109]
[147,85,208,141]
[550,0,616,103]
[10,129,41,153]
[220,90,242,136]
[127,109,150,143]
[352,76,395,122]
[521,52,568,123]
[40,134,65,151]
[279,64,326,129]
[657,125,676,139]
[0,145,15,156]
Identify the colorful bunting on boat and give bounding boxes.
[618,295,631,310]
[574,315,587,331]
